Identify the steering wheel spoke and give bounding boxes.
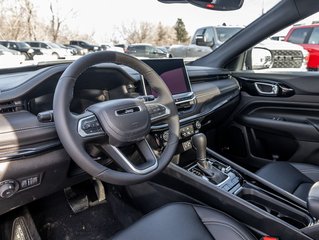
[76,111,105,142]
[101,138,158,175]
[145,101,171,123]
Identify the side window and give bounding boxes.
[135,46,144,53]
[287,28,312,44]
[146,46,156,54]
[145,46,150,54]
[308,27,319,44]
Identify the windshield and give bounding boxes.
[216,27,243,42]
[46,42,60,48]
[0,0,318,70]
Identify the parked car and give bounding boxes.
[26,41,72,59]
[170,25,309,70]
[64,44,88,55]
[56,43,76,55]
[69,40,101,52]
[114,43,127,51]
[0,45,25,66]
[126,43,168,58]
[100,43,124,53]
[0,44,23,57]
[0,41,35,60]
[284,24,319,71]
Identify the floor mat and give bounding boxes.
[29,191,123,240]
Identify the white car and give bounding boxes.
[100,43,124,53]
[26,41,72,59]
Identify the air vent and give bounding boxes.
[0,101,23,113]
[190,74,231,83]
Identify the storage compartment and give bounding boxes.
[237,187,313,229]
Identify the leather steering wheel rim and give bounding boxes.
[53,51,180,185]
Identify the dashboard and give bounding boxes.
[0,60,240,215]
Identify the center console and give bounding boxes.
[140,58,319,238]
[187,133,241,193]
[180,133,317,239]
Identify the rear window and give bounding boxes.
[287,28,312,44]
[308,27,319,44]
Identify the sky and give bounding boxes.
[32,0,319,43]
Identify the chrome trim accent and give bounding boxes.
[115,106,142,116]
[0,141,61,161]
[254,82,278,95]
[174,92,196,105]
[108,144,158,175]
[141,75,148,96]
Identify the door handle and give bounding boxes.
[254,82,279,96]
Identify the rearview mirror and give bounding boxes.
[158,0,244,10]
[188,0,244,11]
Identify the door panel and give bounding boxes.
[216,71,319,170]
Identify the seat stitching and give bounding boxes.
[202,220,247,240]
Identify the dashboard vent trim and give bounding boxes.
[190,74,231,83]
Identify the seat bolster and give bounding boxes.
[256,162,313,194]
[194,205,257,240]
[112,203,256,240]
[293,182,314,201]
[291,163,319,182]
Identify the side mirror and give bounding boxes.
[247,48,273,70]
[195,35,214,47]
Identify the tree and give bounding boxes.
[155,22,166,45]
[174,18,189,43]
[120,21,154,44]
[49,0,76,42]
[21,0,37,40]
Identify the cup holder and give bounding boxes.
[237,187,313,229]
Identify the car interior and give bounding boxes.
[1,0,319,239]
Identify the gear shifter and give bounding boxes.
[191,133,227,184]
[191,133,208,168]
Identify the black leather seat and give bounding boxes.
[256,162,319,201]
[112,203,256,240]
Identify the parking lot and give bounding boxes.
[0,54,82,69]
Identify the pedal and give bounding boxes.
[91,179,106,206]
[64,179,106,214]
[11,208,41,240]
[64,187,89,214]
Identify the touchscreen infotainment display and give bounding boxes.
[142,58,191,96]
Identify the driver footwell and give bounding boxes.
[26,181,142,240]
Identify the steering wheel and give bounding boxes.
[53,51,180,185]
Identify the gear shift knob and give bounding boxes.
[191,133,207,162]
